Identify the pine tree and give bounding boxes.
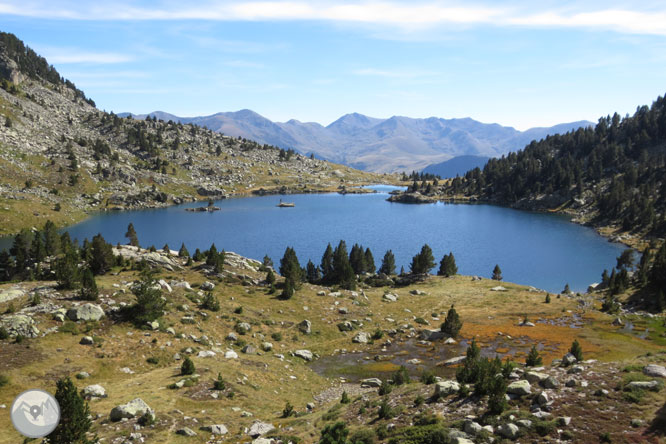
[30,232,46,263]
[525,345,542,367]
[10,229,32,273]
[181,357,195,375]
[319,422,349,444]
[364,247,375,274]
[279,246,303,284]
[379,250,396,275]
[178,243,190,257]
[129,277,166,325]
[55,248,80,290]
[569,339,583,361]
[349,243,366,275]
[192,248,203,261]
[79,268,98,301]
[162,244,170,255]
[48,377,96,444]
[90,233,114,275]
[280,277,295,300]
[320,243,334,283]
[635,249,651,287]
[266,269,276,285]
[340,391,350,404]
[440,305,463,337]
[125,223,139,247]
[410,244,435,274]
[438,252,458,277]
[43,220,61,256]
[332,240,355,290]
[492,264,502,281]
[306,260,321,283]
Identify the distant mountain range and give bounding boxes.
[119,110,592,173]
[423,155,491,179]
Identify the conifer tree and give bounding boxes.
[349,243,366,275]
[43,220,61,256]
[79,268,98,301]
[410,244,435,274]
[129,277,166,325]
[30,232,46,263]
[332,240,355,290]
[279,246,303,284]
[440,304,463,338]
[280,277,295,300]
[266,269,276,285]
[379,250,396,275]
[306,260,320,284]
[178,243,190,258]
[192,248,203,261]
[181,357,195,375]
[55,248,80,290]
[492,264,503,281]
[90,234,114,275]
[525,345,542,367]
[320,243,334,282]
[162,244,170,255]
[364,247,375,274]
[438,252,458,277]
[125,223,139,247]
[569,339,583,361]
[48,377,96,444]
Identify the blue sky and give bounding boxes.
[1,1,666,129]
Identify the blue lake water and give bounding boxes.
[1,185,625,293]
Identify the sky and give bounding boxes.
[1,1,666,130]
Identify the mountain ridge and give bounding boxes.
[120,110,592,173]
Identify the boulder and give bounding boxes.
[543,376,560,389]
[525,371,548,384]
[382,293,398,302]
[224,350,239,359]
[201,281,215,291]
[360,378,382,388]
[644,364,666,378]
[242,345,257,354]
[158,279,172,293]
[536,391,549,406]
[490,286,507,291]
[248,421,275,437]
[253,439,273,444]
[261,342,273,351]
[201,424,228,435]
[67,304,105,322]
[452,438,474,444]
[146,321,159,330]
[561,353,577,366]
[176,427,197,437]
[497,423,519,439]
[507,380,531,396]
[82,384,107,398]
[441,356,466,366]
[294,350,313,361]
[0,288,25,304]
[171,280,192,290]
[420,329,445,341]
[110,398,154,421]
[236,322,251,333]
[627,380,660,390]
[337,321,353,332]
[435,380,460,397]
[338,307,348,314]
[80,336,94,345]
[516,419,532,428]
[352,332,369,344]
[226,332,238,342]
[298,319,311,334]
[197,350,216,358]
[0,314,40,338]
[463,420,483,436]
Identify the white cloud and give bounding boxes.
[1,1,666,36]
[40,48,133,64]
[353,68,439,78]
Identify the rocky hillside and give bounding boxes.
[0,32,385,236]
[122,110,591,173]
